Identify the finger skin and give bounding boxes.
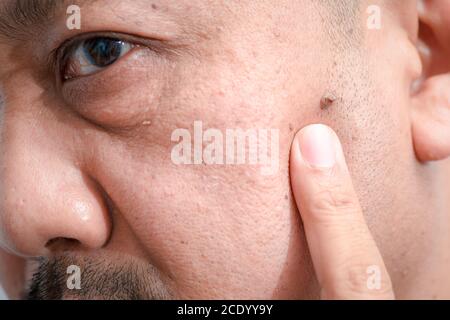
[290,124,394,300]
[0,249,26,299]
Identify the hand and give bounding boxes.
[290,124,395,299]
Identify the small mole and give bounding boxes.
[284,194,289,200]
[151,3,158,10]
[289,123,294,132]
[320,93,337,110]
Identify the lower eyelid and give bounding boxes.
[60,45,159,104]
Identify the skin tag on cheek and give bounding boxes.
[320,93,337,110]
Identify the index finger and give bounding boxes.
[290,124,394,299]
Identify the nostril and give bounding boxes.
[45,237,81,252]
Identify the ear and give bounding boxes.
[412,0,450,162]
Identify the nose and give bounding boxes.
[0,104,111,257]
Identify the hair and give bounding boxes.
[312,0,363,48]
[27,254,173,300]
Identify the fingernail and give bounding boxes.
[297,124,337,168]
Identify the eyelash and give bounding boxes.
[52,33,144,83]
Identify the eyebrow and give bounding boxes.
[0,0,78,41]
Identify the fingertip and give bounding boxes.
[293,124,339,169]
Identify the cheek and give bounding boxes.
[86,89,311,297]
[316,46,434,285]
[97,144,305,298]
[81,33,325,297]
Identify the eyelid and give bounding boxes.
[52,32,167,84]
[57,31,161,55]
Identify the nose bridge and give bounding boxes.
[0,99,111,257]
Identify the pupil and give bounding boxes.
[83,38,123,67]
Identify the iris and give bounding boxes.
[82,38,126,68]
[61,36,134,80]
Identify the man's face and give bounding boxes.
[0,0,430,299]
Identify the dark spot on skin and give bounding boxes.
[151,4,158,10]
[284,194,288,200]
[320,93,337,110]
[289,123,294,132]
[273,29,281,38]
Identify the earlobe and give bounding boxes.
[411,0,450,162]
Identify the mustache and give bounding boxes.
[26,253,173,300]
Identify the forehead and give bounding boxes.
[0,0,320,20]
[0,0,328,47]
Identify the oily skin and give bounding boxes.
[0,0,449,299]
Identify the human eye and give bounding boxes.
[50,32,168,128]
[59,36,137,81]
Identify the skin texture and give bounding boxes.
[0,0,450,299]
